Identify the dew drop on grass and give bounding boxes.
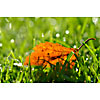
[42,33,44,37]
[86,58,88,61]
[63,37,66,42]
[30,79,32,82]
[10,39,14,43]
[9,68,11,70]
[20,70,22,72]
[32,68,34,71]
[88,66,90,68]
[0,43,2,47]
[73,45,76,48]
[90,57,92,60]
[76,68,78,72]
[0,29,1,33]
[9,23,12,29]
[0,67,2,71]
[65,30,69,34]
[96,54,98,57]
[56,33,60,38]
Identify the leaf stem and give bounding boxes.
[78,38,96,51]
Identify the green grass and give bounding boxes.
[0,17,100,83]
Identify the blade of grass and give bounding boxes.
[81,18,88,35]
[66,51,74,62]
[62,51,74,72]
[53,38,70,48]
[83,41,98,63]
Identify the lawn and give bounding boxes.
[0,17,100,83]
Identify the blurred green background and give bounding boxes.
[0,17,99,64]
